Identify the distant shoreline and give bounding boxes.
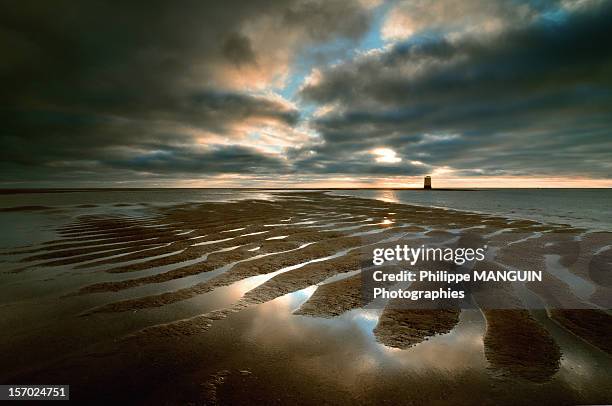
[1,187,611,195]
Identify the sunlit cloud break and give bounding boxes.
[372,148,402,164]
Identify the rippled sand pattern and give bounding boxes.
[5,192,612,385]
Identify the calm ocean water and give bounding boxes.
[332,189,612,231]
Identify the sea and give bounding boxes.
[332,188,612,232]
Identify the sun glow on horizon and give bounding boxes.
[160,174,612,189]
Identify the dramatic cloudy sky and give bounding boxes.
[1,0,611,187]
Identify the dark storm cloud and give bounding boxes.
[0,93,297,162]
[108,145,289,175]
[290,148,430,176]
[299,1,612,177]
[1,0,371,109]
[222,33,258,67]
[0,0,372,184]
[0,136,289,184]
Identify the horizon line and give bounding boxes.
[1,186,612,193]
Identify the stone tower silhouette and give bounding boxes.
[424,176,432,189]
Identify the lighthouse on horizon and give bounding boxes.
[424,176,432,189]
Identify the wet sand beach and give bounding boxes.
[0,191,611,405]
